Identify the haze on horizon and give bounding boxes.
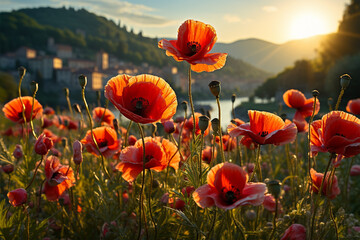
[0,0,350,44]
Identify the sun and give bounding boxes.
[290,12,329,39]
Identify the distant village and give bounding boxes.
[0,38,191,94]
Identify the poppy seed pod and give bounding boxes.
[208,81,221,98]
[211,118,220,135]
[30,81,38,95]
[73,103,81,113]
[73,140,83,165]
[340,74,351,89]
[78,74,87,88]
[312,90,319,98]
[63,88,69,98]
[267,180,281,199]
[18,66,26,78]
[231,94,236,103]
[198,115,210,133]
[181,101,188,112]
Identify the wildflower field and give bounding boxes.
[2,19,360,240]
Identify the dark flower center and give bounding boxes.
[145,155,154,163]
[221,186,241,205]
[131,97,149,116]
[258,131,269,137]
[97,138,108,148]
[187,41,201,56]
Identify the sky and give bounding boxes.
[0,0,350,44]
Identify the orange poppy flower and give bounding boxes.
[2,96,43,124]
[158,19,228,73]
[346,98,360,115]
[202,146,217,164]
[193,162,266,210]
[310,168,340,199]
[93,107,115,126]
[81,126,121,158]
[43,156,75,201]
[7,188,27,207]
[283,89,320,132]
[227,110,297,145]
[310,111,360,157]
[116,137,180,182]
[105,74,177,124]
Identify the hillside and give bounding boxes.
[0,7,269,82]
[213,35,326,73]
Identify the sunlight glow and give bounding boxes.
[290,12,330,39]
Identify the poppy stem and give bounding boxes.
[309,152,334,240]
[22,205,30,240]
[307,94,318,192]
[29,91,37,139]
[206,208,216,240]
[329,201,339,240]
[188,65,196,140]
[136,122,146,240]
[65,88,74,119]
[37,179,45,215]
[268,197,278,240]
[344,157,355,210]
[124,121,133,148]
[250,145,262,182]
[147,170,157,240]
[80,83,111,180]
[99,99,109,126]
[216,97,225,163]
[334,88,345,111]
[25,154,45,190]
[199,132,205,185]
[231,210,246,240]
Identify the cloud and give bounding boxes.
[262,6,278,13]
[223,14,242,23]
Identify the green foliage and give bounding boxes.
[0,72,18,103]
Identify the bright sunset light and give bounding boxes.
[290,12,330,39]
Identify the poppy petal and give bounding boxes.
[283,89,306,109]
[192,184,216,208]
[116,162,143,182]
[190,53,228,72]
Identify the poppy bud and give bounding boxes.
[208,81,221,98]
[7,188,27,207]
[113,119,119,133]
[340,74,351,89]
[198,115,210,134]
[78,74,87,88]
[267,180,281,199]
[2,164,14,174]
[163,120,175,134]
[30,81,38,95]
[181,101,188,112]
[73,103,82,113]
[231,93,236,103]
[312,90,319,98]
[63,88,69,98]
[13,144,23,159]
[34,133,53,155]
[211,118,221,135]
[18,66,26,78]
[73,140,83,165]
[128,135,137,146]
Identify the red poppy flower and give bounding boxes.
[310,168,340,199]
[7,188,27,207]
[81,126,121,158]
[184,112,211,136]
[92,107,115,126]
[346,98,360,115]
[43,156,75,201]
[158,20,227,73]
[116,137,180,182]
[202,146,217,164]
[34,132,54,155]
[228,110,297,145]
[263,194,282,213]
[53,115,78,130]
[283,89,320,132]
[215,134,236,151]
[192,162,266,210]
[310,111,360,157]
[2,96,43,124]
[105,74,177,124]
[280,224,306,240]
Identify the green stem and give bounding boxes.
[250,145,262,182]
[29,94,37,139]
[268,197,278,240]
[329,201,339,240]
[136,123,146,240]
[216,97,225,162]
[81,86,111,179]
[344,157,355,210]
[335,88,345,111]
[307,95,318,192]
[199,132,204,185]
[66,92,74,119]
[25,155,44,190]
[206,209,217,240]
[232,210,246,240]
[147,170,157,240]
[124,121,133,148]
[188,65,196,140]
